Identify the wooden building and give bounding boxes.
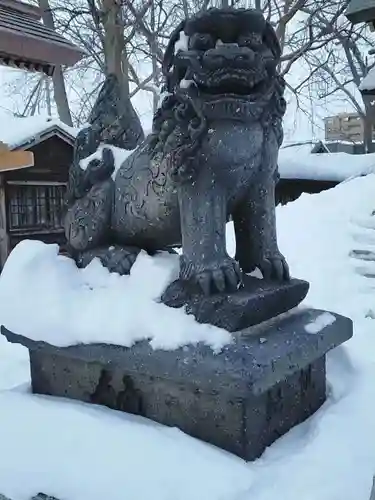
[0,0,84,76]
[0,0,84,267]
[0,117,76,268]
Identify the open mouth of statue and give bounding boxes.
[198,73,266,96]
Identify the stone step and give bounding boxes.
[349,249,375,262]
[354,265,375,278]
[351,230,375,245]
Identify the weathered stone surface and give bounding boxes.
[162,274,309,331]
[1,308,353,461]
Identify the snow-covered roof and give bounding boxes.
[360,67,375,91]
[280,141,316,157]
[0,114,79,150]
[278,149,375,181]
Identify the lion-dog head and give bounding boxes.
[163,8,281,98]
[150,8,285,183]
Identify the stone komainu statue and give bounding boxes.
[65,7,289,295]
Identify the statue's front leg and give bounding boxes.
[65,179,113,252]
[177,172,242,295]
[233,177,289,281]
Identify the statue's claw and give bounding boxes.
[191,258,243,296]
[75,245,141,276]
[249,252,290,281]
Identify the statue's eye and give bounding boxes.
[189,33,215,51]
[238,33,262,47]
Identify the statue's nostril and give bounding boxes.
[235,55,248,63]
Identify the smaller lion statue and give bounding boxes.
[65,7,289,296]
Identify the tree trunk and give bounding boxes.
[101,0,129,91]
[100,0,144,146]
[38,0,73,126]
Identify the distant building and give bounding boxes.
[324,113,374,142]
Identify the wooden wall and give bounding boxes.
[0,134,73,268]
[4,135,72,183]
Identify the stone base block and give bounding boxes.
[162,274,309,331]
[1,308,353,461]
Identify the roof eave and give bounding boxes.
[0,0,40,19]
[345,0,375,24]
[9,125,76,151]
[0,26,85,68]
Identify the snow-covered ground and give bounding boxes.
[1,175,375,499]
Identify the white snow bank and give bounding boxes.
[0,114,79,149]
[0,242,230,352]
[277,174,375,321]
[278,149,375,181]
[79,143,135,179]
[0,391,254,500]
[360,67,375,91]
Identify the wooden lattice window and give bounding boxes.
[8,183,66,231]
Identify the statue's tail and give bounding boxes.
[88,74,145,150]
[65,127,101,209]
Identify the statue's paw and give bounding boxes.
[250,252,290,281]
[83,148,115,187]
[186,258,243,296]
[104,246,141,275]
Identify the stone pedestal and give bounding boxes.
[1,308,352,461]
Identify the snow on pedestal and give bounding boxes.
[0,242,230,352]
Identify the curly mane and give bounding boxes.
[148,75,286,184]
[148,87,208,183]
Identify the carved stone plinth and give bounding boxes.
[1,308,352,461]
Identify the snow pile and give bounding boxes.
[174,31,189,53]
[276,174,375,320]
[0,114,78,149]
[304,311,336,334]
[79,143,135,179]
[0,391,254,500]
[1,175,375,499]
[0,242,230,351]
[278,148,375,181]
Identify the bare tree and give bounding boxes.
[39,0,73,125]
[297,9,375,151]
